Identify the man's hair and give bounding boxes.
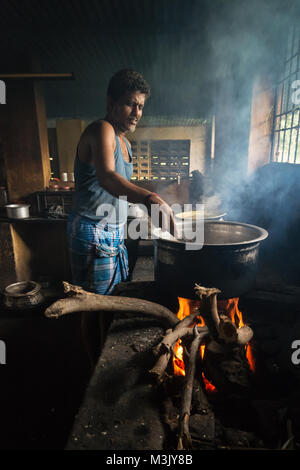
[107,69,151,102]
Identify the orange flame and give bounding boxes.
[218,298,244,327]
[172,296,255,382]
[202,373,217,393]
[176,297,204,325]
[173,339,185,376]
[218,298,255,372]
[173,298,203,376]
[200,345,217,391]
[246,343,255,372]
[200,344,205,360]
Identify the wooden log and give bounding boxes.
[203,342,251,393]
[153,325,208,356]
[194,286,253,346]
[219,314,253,345]
[177,326,203,450]
[0,73,74,80]
[192,376,211,415]
[237,325,253,345]
[153,306,207,356]
[149,328,172,380]
[149,327,208,381]
[44,282,179,328]
[194,284,221,340]
[175,309,203,329]
[218,314,238,343]
[148,351,172,381]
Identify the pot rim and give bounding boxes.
[5,204,30,209]
[153,220,269,247]
[4,280,41,297]
[175,211,227,220]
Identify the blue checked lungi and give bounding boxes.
[67,214,129,295]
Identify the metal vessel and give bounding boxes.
[5,204,30,219]
[4,281,44,309]
[154,221,268,299]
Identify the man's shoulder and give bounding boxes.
[84,119,115,143]
[87,119,114,134]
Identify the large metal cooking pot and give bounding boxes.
[154,221,268,299]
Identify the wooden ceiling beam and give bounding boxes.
[0,73,74,80]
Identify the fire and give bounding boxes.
[199,344,217,392]
[218,298,244,328]
[246,343,255,373]
[173,298,203,377]
[218,298,255,372]
[176,297,204,325]
[202,373,217,393]
[200,344,205,360]
[172,296,255,384]
[173,340,185,376]
[173,297,209,381]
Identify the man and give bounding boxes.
[68,68,175,295]
[67,69,176,367]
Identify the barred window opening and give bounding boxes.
[272,24,300,164]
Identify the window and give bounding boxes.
[130,139,190,181]
[150,140,190,181]
[48,128,60,178]
[271,25,300,163]
[130,141,151,180]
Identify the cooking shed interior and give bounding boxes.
[0,0,300,451]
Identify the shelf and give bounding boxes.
[0,215,68,224]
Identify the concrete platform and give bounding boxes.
[0,256,154,449]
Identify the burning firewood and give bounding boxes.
[177,326,203,450]
[194,284,254,346]
[193,284,255,395]
[194,284,221,340]
[149,326,208,381]
[148,350,172,381]
[153,308,208,356]
[171,284,255,448]
[218,313,239,343]
[218,314,253,345]
[148,283,255,448]
[45,281,255,449]
[149,305,208,381]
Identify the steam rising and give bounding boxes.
[196,1,300,278]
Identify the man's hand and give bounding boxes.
[145,193,177,238]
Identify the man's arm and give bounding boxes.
[90,120,150,203]
[89,120,176,235]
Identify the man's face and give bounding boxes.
[109,91,146,133]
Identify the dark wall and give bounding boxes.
[0,0,296,121]
[228,163,300,285]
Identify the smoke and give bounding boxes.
[182,0,300,281]
[196,1,299,216]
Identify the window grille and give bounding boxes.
[48,128,60,178]
[271,25,300,163]
[131,139,190,181]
